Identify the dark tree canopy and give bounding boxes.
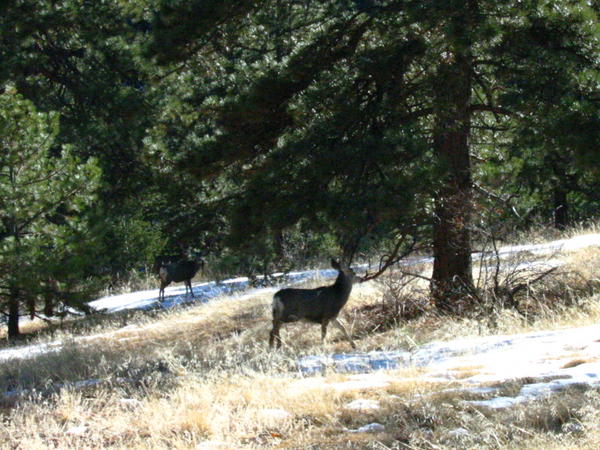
[0,0,598,334]
[145,0,600,307]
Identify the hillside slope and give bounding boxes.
[1,231,600,448]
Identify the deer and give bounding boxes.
[158,259,203,302]
[269,259,361,349]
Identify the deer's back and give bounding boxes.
[163,261,200,282]
[274,286,344,323]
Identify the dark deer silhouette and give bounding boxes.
[269,259,360,349]
[158,259,203,302]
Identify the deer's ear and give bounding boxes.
[331,259,340,270]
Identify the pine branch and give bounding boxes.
[469,104,512,116]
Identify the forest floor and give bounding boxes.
[1,227,600,448]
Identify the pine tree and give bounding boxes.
[145,0,600,309]
[0,0,166,279]
[0,88,100,338]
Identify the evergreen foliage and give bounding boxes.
[0,0,164,282]
[0,88,101,337]
[146,0,600,307]
[0,0,598,327]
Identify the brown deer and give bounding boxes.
[158,259,203,302]
[269,259,360,349]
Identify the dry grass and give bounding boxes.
[2,226,600,448]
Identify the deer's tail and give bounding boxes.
[272,293,284,319]
[159,266,169,282]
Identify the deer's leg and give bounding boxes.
[159,278,169,302]
[269,321,282,349]
[186,279,194,297]
[331,318,356,349]
[321,319,329,345]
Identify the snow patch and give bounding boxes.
[258,408,292,421]
[2,233,600,411]
[448,427,470,438]
[297,325,600,409]
[347,423,385,433]
[344,398,381,411]
[65,426,87,436]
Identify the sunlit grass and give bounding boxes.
[1,223,600,448]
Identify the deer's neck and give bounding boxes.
[333,274,353,303]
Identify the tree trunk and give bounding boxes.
[552,163,569,230]
[553,187,569,230]
[431,54,474,312]
[44,295,54,317]
[8,289,20,339]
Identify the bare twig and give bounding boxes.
[361,234,418,282]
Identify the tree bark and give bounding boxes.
[8,289,20,339]
[44,295,55,317]
[553,187,569,230]
[431,54,474,311]
[552,162,569,230]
